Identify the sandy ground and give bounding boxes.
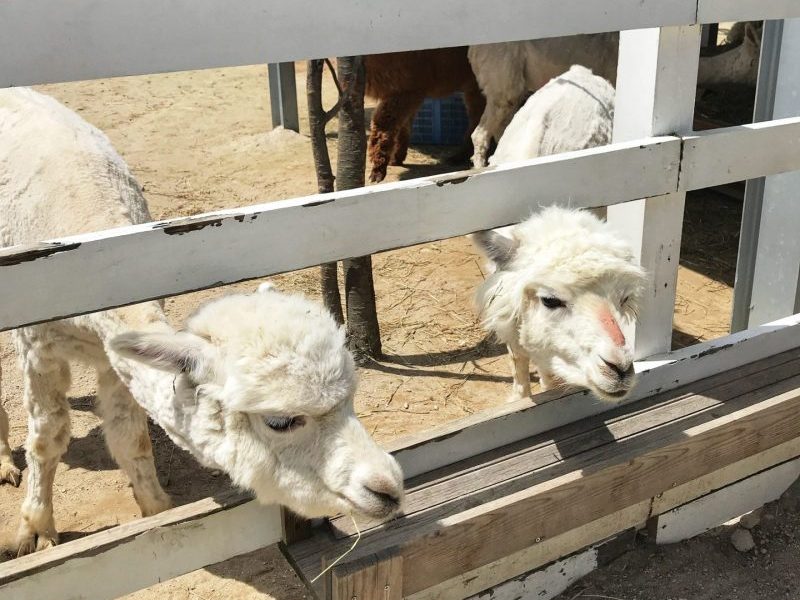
[1,51,791,599]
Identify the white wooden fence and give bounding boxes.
[1,1,800,598]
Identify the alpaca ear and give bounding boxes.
[110,331,216,379]
[471,229,519,269]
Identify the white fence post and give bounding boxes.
[731,20,785,332]
[268,62,299,132]
[741,18,800,327]
[607,25,701,358]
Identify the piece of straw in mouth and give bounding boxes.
[310,514,362,584]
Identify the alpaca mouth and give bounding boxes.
[590,380,632,400]
[337,491,402,520]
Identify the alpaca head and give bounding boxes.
[474,207,646,401]
[111,288,404,521]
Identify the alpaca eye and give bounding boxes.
[541,296,565,309]
[621,296,630,306]
[264,416,306,432]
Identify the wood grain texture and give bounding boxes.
[331,349,800,538]
[653,457,800,544]
[399,386,800,594]
[289,368,800,597]
[332,551,403,600]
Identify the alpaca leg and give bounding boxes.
[446,83,487,165]
[538,371,564,391]
[368,94,423,183]
[507,344,531,402]
[96,369,171,517]
[390,116,413,166]
[16,354,71,555]
[0,362,21,486]
[471,96,518,167]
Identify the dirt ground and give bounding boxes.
[1,48,792,599]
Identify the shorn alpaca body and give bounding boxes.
[488,65,614,166]
[0,87,402,555]
[473,208,645,402]
[365,47,486,182]
[468,23,762,166]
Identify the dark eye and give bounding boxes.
[541,296,565,309]
[264,416,306,432]
[621,295,630,306]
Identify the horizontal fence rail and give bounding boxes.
[0,137,681,331]
[2,118,800,332]
[0,493,282,600]
[2,1,800,86]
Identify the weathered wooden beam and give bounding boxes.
[331,550,403,600]
[289,356,800,598]
[0,491,282,600]
[653,456,800,544]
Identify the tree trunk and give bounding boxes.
[307,59,343,325]
[336,56,382,362]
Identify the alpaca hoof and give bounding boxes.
[369,169,386,184]
[471,153,488,168]
[140,495,173,517]
[0,461,21,487]
[506,391,529,403]
[16,532,57,557]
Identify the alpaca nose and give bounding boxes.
[363,475,402,508]
[602,358,634,381]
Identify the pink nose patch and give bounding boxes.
[598,307,625,348]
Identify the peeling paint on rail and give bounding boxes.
[0,242,82,266]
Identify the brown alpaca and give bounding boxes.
[365,47,486,183]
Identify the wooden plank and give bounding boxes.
[653,436,800,515]
[0,491,282,600]
[398,387,800,595]
[654,457,800,544]
[335,350,800,538]
[746,19,800,327]
[680,117,800,191]
[697,0,800,23]
[299,380,800,596]
[0,0,699,86]
[407,502,649,600]
[331,551,403,600]
[607,25,701,359]
[730,19,786,333]
[281,507,313,545]
[0,137,680,332]
[268,63,299,133]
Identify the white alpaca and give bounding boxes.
[0,87,403,556]
[472,207,646,402]
[488,65,614,166]
[469,23,762,166]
